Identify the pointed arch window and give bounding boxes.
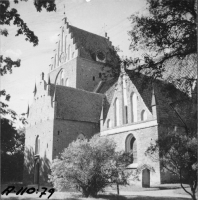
[114,98,119,127]
[65,78,69,86]
[35,135,40,155]
[60,70,64,86]
[126,134,137,163]
[131,93,137,123]
[141,110,147,121]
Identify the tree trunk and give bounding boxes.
[191,191,197,200]
[116,183,119,195]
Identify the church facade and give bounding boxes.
[23,18,196,187]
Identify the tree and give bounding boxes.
[107,151,132,195]
[127,0,197,81]
[126,1,197,199]
[49,135,132,197]
[0,0,56,119]
[146,129,197,200]
[1,118,25,182]
[145,94,197,200]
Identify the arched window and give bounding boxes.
[114,98,119,127]
[126,134,137,163]
[68,45,70,60]
[65,78,69,86]
[141,110,147,121]
[77,134,85,140]
[131,93,137,123]
[35,135,40,155]
[107,119,111,128]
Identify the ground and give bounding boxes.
[1,184,193,200]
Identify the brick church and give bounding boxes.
[23,18,197,187]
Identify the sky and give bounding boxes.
[1,0,147,123]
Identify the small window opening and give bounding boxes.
[93,76,95,81]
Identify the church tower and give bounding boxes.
[48,17,118,92]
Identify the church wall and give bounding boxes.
[157,124,182,184]
[24,81,55,185]
[102,75,154,131]
[52,119,100,159]
[76,57,104,92]
[102,124,161,186]
[48,58,77,87]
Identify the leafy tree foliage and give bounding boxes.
[127,0,197,80]
[107,151,132,195]
[1,118,25,182]
[146,129,197,200]
[49,135,132,197]
[0,0,56,119]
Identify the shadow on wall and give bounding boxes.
[23,147,52,186]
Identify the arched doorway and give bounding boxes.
[142,168,150,188]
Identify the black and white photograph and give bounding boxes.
[1,0,197,199]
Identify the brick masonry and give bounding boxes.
[24,20,195,187]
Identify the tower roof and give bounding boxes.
[68,25,113,61]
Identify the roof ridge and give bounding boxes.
[69,25,108,41]
[51,84,105,96]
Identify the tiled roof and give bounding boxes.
[69,25,113,61]
[50,84,104,123]
[161,54,197,93]
[129,72,191,126]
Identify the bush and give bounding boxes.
[49,135,132,197]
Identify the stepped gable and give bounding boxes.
[69,25,113,61]
[128,72,189,126]
[50,84,104,123]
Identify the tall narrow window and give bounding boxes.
[114,98,119,127]
[131,93,137,122]
[123,75,128,124]
[60,70,64,85]
[124,106,128,124]
[35,135,40,155]
[107,119,111,128]
[141,110,147,121]
[126,134,137,163]
[72,52,75,59]
[65,78,69,86]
